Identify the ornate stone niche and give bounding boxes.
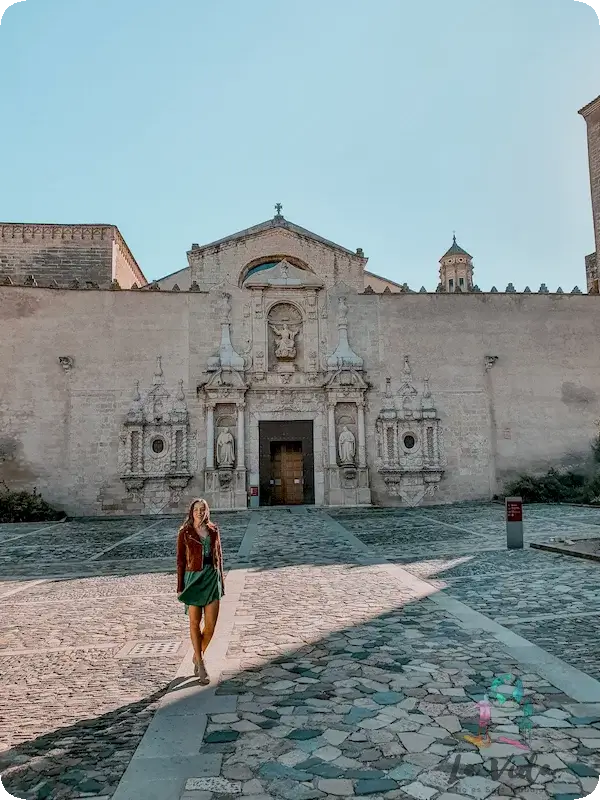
[375,357,445,506]
[200,368,248,510]
[267,302,303,373]
[243,259,324,384]
[324,366,371,506]
[119,357,194,511]
[197,288,249,509]
[321,295,371,505]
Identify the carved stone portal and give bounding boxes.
[375,357,445,506]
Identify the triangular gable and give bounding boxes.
[188,216,362,259]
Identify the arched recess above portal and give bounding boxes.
[240,255,323,290]
[239,254,313,287]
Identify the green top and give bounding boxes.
[442,235,472,259]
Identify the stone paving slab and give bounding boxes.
[0,514,250,800]
[181,509,600,800]
[2,503,600,800]
[530,539,600,564]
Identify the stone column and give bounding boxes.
[206,405,215,470]
[328,403,337,467]
[357,402,366,468]
[236,403,245,470]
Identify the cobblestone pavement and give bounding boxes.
[0,513,249,800]
[1,503,600,800]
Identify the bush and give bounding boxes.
[581,473,600,504]
[504,468,588,504]
[591,433,600,465]
[0,482,64,523]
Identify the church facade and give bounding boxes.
[0,94,600,516]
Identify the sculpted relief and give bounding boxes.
[267,302,303,371]
[118,356,194,512]
[216,428,235,468]
[338,425,356,465]
[375,357,445,507]
[271,323,298,360]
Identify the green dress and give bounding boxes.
[178,533,223,615]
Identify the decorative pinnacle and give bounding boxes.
[153,356,164,385]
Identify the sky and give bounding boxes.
[0,0,599,290]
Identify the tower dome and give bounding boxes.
[439,235,474,292]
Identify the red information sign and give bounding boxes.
[250,486,258,497]
[506,499,522,523]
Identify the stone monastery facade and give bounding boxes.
[0,95,599,515]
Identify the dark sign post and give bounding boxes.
[505,496,523,549]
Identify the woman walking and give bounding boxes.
[176,498,225,684]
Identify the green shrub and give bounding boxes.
[504,468,588,504]
[581,473,600,504]
[0,482,64,523]
[591,433,600,465]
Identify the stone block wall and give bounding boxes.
[580,96,600,273]
[112,231,147,288]
[1,286,600,515]
[585,252,597,292]
[0,224,144,289]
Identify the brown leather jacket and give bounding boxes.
[176,521,225,595]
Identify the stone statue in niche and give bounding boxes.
[338,426,356,465]
[271,324,298,360]
[216,428,235,467]
[218,291,232,323]
[153,398,164,423]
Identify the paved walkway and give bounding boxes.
[1,504,600,800]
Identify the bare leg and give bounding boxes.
[188,606,203,668]
[202,600,220,654]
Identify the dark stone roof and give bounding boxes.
[441,235,472,259]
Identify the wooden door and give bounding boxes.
[271,443,304,505]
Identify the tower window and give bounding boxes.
[449,279,454,290]
[459,277,465,287]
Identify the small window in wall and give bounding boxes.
[459,277,465,287]
[151,437,165,454]
[403,434,416,450]
[449,279,454,290]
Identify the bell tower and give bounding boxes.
[438,235,474,292]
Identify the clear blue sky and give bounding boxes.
[0,0,599,290]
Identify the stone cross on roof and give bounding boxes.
[274,203,283,217]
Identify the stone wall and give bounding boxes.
[1,286,599,515]
[0,224,144,289]
[363,271,402,293]
[112,231,147,288]
[585,252,597,292]
[580,96,600,271]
